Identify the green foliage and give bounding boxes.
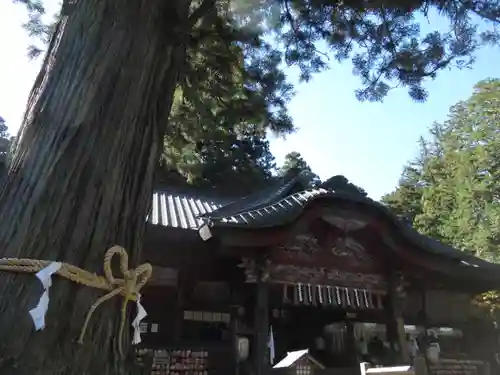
[277,151,321,187]
[16,0,500,102]
[0,117,15,179]
[22,1,291,193]
[13,0,58,59]
[381,164,424,222]
[474,291,500,319]
[383,79,500,263]
[383,79,500,315]
[172,2,295,136]
[160,2,292,192]
[161,125,277,194]
[321,175,368,196]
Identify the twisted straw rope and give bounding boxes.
[0,245,152,357]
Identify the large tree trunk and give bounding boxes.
[0,1,192,374]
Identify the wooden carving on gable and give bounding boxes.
[272,218,376,270]
[265,217,386,289]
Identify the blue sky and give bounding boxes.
[1,1,498,200]
[271,39,498,199]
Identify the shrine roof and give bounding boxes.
[148,190,227,229]
[148,170,306,229]
[195,176,500,282]
[273,349,324,369]
[147,174,500,285]
[197,174,373,228]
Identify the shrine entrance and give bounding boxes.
[270,307,359,369]
[266,287,393,370]
[239,214,407,373]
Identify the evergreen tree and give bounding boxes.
[24,2,291,194]
[160,126,277,194]
[3,0,500,373]
[321,175,368,197]
[278,151,321,187]
[0,117,14,181]
[383,79,500,262]
[0,117,10,157]
[159,21,291,193]
[382,164,424,222]
[383,79,500,317]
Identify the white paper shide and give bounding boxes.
[29,262,62,331]
[131,294,147,344]
[27,261,149,345]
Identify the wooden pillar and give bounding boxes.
[230,305,240,375]
[253,260,270,375]
[173,269,186,341]
[420,287,432,374]
[420,287,430,338]
[386,272,409,364]
[345,319,357,365]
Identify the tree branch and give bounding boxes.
[188,0,216,29]
[282,0,330,61]
[463,0,500,24]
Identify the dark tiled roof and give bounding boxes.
[200,172,306,221]
[148,176,500,285]
[204,187,330,226]
[199,185,500,281]
[149,171,307,230]
[199,176,370,228]
[148,191,228,229]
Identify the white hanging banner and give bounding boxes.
[131,294,147,344]
[29,262,62,330]
[268,325,275,365]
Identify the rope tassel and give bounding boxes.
[0,245,152,358]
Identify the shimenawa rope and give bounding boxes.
[0,245,152,357]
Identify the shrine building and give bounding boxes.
[135,172,500,375]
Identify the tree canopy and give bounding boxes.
[321,174,368,196]
[382,79,500,316]
[16,0,500,102]
[17,0,293,196]
[159,126,277,194]
[157,9,292,193]
[277,151,321,187]
[382,79,500,263]
[0,117,14,180]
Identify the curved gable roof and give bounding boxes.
[148,174,500,288]
[198,184,500,285]
[148,170,308,230]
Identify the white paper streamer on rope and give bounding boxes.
[268,325,275,365]
[131,294,147,344]
[29,262,62,330]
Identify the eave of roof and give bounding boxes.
[198,186,500,284]
[201,187,330,227]
[148,171,307,230]
[200,171,307,219]
[147,175,500,288]
[148,191,229,229]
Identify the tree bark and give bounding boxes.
[0,0,192,374]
